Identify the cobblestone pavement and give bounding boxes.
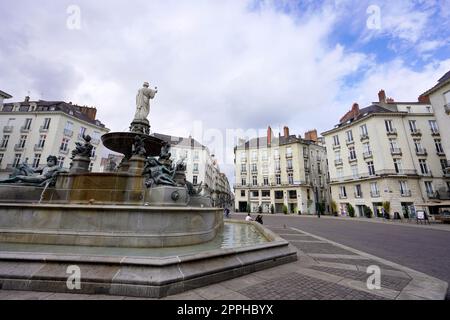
[0,224,446,300]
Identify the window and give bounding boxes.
[252,151,257,161]
[91,146,97,158]
[333,135,340,146]
[13,154,21,167]
[307,189,311,200]
[429,120,439,133]
[287,159,293,170]
[275,191,283,199]
[241,178,246,186]
[317,161,322,174]
[414,139,423,152]
[263,176,269,186]
[385,120,394,132]
[399,181,409,195]
[65,121,74,130]
[363,142,371,153]
[355,185,362,198]
[193,163,199,172]
[348,146,356,160]
[0,135,9,148]
[23,118,32,130]
[58,156,65,168]
[0,154,3,166]
[193,176,198,185]
[424,181,434,195]
[273,149,279,158]
[337,167,344,179]
[367,161,375,176]
[334,150,341,161]
[43,118,51,130]
[289,190,297,199]
[275,160,280,171]
[79,126,87,136]
[32,154,41,168]
[241,164,246,173]
[276,174,281,185]
[286,147,293,157]
[18,135,27,148]
[262,151,268,161]
[60,138,69,151]
[288,173,294,184]
[262,190,270,197]
[419,159,429,174]
[262,162,268,173]
[38,135,46,148]
[435,139,444,153]
[394,159,403,174]
[346,130,353,143]
[441,159,448,172]
[360,124,368,136]
[252,176,257,186]
[408,120,418,132]
[389,138,398,150]
[240,152,246,161]
[370,182,379,196]
[240,190,245,197]
[251,163,257,172]
[444,91,450,103]
[339,186,347,197]
[89,162,94,172]
[351,165,358,178]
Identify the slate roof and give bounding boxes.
[420,69,450,97]
[153,133,207,150]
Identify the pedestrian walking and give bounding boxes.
[255,215,263,225]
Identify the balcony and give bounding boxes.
[332,144,341,150]
[360,134,369,141]
[34,144,44,152]
[3,126,13,133]
[363,151,373,159]
[303,153,309,159]
[420,170,432,177]
[437,151,446,157]
[14,144,25,151]
[428,192,439,199]
[240,170,247,175]
[410,129,422,136]
[39,126,49,133]
[386,129,397,136]
[354,192,363,198]
[401,190,412,197]
[241,158,247,163]
[273,154,280,160]
[390,148,402,156]
[59,148,69,155]
[286,167,294,172]
[20,126,31,133]
[431,129,440,136]
[416,148,428,156]
[348,156,357,163]
[285,153,293,159]
[334,159,343,166]
[0,146,7,151]
[339,194,347,199]
[370,191,380,198]
[63,129,73,137]
[78,133,86,141]
[346,139,355,146]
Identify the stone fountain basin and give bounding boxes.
[101,132,164,158]
[0,221,297,298]
[0,203,223,248]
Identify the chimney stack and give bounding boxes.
[24,96,30,103]
[283,126,290,138]
[418,95,430,104]
[304,129,318,142]
[267,126,273,146]
[378,90,386,103]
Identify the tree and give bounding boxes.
[317,202,326,215]
[282,205,288,215]
[331,200,338,216]
[363,205,373,218]
[270,204,275,214]
[246,202,251,213]
[347,203,355,218]
[382,201,391,218]
[258,205,263,214]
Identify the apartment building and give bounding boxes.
[0,96,109,178]
[234,126,330,214]
[0,90,12,108]
[153,133,232,208]
[322,90,450,218]
[420,70,450,176]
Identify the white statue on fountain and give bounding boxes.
[135,81,158,121]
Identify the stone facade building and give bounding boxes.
[322,90,450,218]
[234,126,330,214]
[0,95,109,178]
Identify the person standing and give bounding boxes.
[255,215,263,225]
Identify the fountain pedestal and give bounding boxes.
[70,155,91,174]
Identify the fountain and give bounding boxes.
[0,82,297,298]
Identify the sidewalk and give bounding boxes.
[0,225,447,300]
[233,212,450,232]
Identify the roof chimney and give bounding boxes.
[304,129,318,142]
[283,126,290,138]
[339,103,360,124]
[378,90,386,103]
[418,95,430,104]
[24,96,30,103]
[267,126,273,146]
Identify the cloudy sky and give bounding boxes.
[1,0,450,180]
